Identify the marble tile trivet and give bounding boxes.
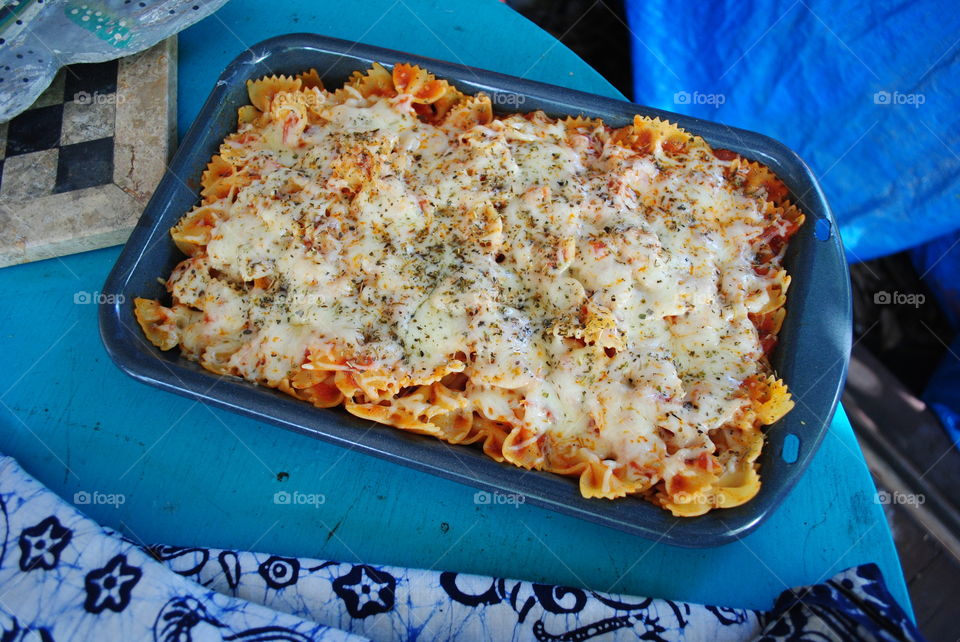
[0,37,176,267]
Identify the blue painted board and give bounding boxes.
[0,0,911,616]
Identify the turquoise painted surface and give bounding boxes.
[0,0,911,615]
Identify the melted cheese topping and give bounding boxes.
[171,89,784,475]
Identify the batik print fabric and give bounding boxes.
[0,455,359,642]
[0,454,924,641]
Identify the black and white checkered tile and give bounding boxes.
[0,59,118,202]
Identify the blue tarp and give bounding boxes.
[625,0,960,262]
[912,232,960,444]
[625,0,960,433]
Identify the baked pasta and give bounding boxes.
[136,64,802,516]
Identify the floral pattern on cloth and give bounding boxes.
[0,454,924,641]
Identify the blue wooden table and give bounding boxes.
[0,0,911,616]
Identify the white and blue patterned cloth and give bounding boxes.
[0,454,923,641]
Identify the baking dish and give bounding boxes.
[100,33,851,547]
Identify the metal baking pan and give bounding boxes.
[100,33,851,547]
